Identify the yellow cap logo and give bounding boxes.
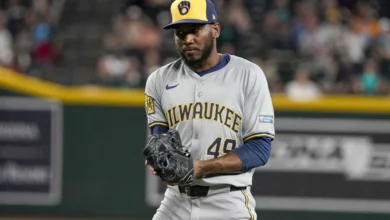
[168,0,208,27]
[178,1,191,15]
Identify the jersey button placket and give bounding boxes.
[196,80,203,98]
[192,81,203,156]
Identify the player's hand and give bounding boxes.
[145,160,157,175]
[145,160,178,186]
[146,159,203,179]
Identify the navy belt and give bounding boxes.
[178,185,246,197]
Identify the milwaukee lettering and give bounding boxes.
[165,102,242,134]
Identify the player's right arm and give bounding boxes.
[144,71,169,175]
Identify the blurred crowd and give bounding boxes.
[97,0,390,99]
[2,0,390,99]
[0,0,62,79]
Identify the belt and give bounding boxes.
[178,185,247,198]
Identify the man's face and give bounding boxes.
[173,23,218,66]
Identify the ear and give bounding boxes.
[212,23,221,38]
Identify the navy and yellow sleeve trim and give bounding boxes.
[148,121,169,128]
[243,133,274,142]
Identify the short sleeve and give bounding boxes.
[242,66,275,142]
[145,72,169,128]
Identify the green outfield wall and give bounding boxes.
[1,68,390,220]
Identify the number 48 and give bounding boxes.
[207,137,237,158]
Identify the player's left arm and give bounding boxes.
[194,66,275,178]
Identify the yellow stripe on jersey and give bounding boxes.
[241,190,254,220]
[148,122,169,128]
[243,133,275,142]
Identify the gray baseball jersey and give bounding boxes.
[145,55,275,187]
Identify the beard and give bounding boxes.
[178,34,214,69]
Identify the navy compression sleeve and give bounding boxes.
[232,137,273,172]
[150,125,169,135]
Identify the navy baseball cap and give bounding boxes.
[163,0,218,29]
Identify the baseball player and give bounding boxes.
[144,0,275,219]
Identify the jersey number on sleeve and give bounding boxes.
[207,137,237,158]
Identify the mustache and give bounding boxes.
[181,46,199,51]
